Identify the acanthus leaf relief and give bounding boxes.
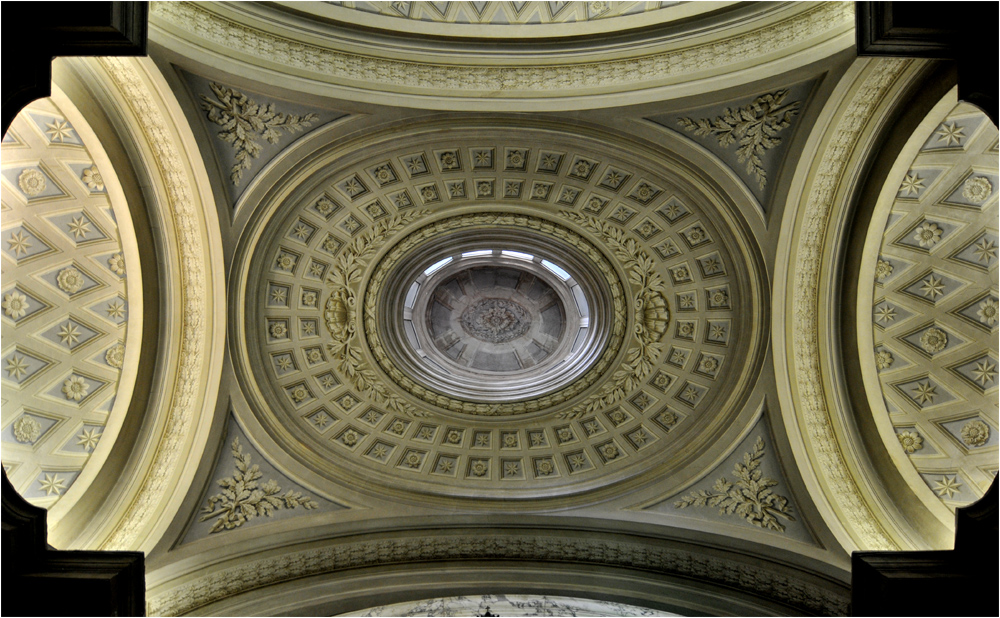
[678,90,801,190]
[200,438,318,533]
[674,437,795,532]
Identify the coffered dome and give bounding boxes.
[235,121,765,500]
[5,4,996,617]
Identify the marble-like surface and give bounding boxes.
[340,594,675,617]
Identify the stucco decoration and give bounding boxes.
[199,82,319,186]
[677,90,801,191]
[182,418,345,541]
[641,413,811,543]
[341,594,671,617]
[1,97,139,512]
[775,57,918,552]
[181,71,347,207]
[865,101,999,510]
[674,437,795,532]
[649,80,815,209]
[149,2,854,110]
[326,1,680,27]
[238,122,764,502]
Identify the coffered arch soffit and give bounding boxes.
[1,92,142,525]
[856,94,998,530]
[774,57,998,555]
[24,56,229,554]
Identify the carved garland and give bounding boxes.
[324,211,428,416]
[360,213,628,416]
[558,212,668,419]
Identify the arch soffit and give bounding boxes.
[774,56,963,553]
[43,56,226,553]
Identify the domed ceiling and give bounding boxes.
[236,122,764,501]
[3,3,997,617]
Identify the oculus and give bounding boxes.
[367,214,624,412]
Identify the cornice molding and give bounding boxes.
[148,1,855,111]
[147,527,850,616]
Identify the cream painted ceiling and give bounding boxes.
[2,2,997,616]
[2,95,140,518]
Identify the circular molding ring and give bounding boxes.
[362,213,631,416]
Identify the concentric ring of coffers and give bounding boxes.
[240,123,764,499]
[365,215,624,413]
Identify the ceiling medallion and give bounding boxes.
[362,213,630,415]
[459,296,533,345]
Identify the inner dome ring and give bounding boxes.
[364,214,626,414]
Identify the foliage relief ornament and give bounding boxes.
[960,420,990,447]
[200,82,318,185]
[919,327,948,354]
[324,211,428,417]
[82,165,105,191]
[557,211,668,419]
[874,349,894,370]
[961,176,992,203]
[677,89,801,190]
[874,259,893,282]
[13,416,42,443]
[977,298,998,326]
[62,375,90,401]
[200,438,318,533]
[56,266,85,294]
[105,343,125,369]
[674,437,795,532]
[17,168,46,196]
[108,253,126,276]
[913,221,943,247]
[3,291,30,319]
[896,430,923,454]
